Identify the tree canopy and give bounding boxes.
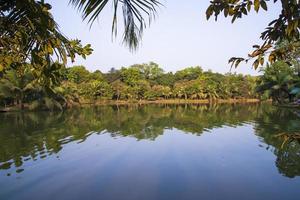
[0,0,92,76]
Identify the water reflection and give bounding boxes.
[253,107,300,178]
[0,103,299,179]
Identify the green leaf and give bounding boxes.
[260,0,267,11]
[247,1,252,11]
[241,7,248,15]
[206,6,213,19]
[224,8,229,17]
[254,0,260,12]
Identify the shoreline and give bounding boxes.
[84,98,263,106]
[0,99,269,112]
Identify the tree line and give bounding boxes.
[0,62,262,110]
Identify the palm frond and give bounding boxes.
[69,0,161,50]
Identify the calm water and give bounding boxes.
[0,104,300,200]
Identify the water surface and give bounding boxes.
[0,104,300,200]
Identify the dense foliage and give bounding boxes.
[0,0,92,73]
[0,0,93,110]
[0,62,260,110]
[257,61,300,103]
[256,41,300,104]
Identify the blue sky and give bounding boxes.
[47,0,281,75]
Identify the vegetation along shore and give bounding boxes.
[1,63,272,112]
[1,60,299,112]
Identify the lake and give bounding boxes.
[0,103,300,200]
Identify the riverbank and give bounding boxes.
[0,99,270,112]
[274,103,300,109]
[84,98,263,106]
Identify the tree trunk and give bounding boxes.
[20,99,24,110]
[20,92,24,110]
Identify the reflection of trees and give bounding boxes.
[0,104,260,173]
[171,104,259,134]
[99,104,260,138]
[276,140,300,178]
[1,103,299,178]
[254,107,300,178]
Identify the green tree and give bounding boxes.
[89,70,105,81]
[66,66,91,84]
[173,80,199,100]
[105,68,121,83]
[131,62,164,81]
[155,72,176,88]
[175,66,203,81]
[120,67,143,86]
[111,80,128,100]
[147,85,172,99]
[257,61,298,103]
[0,68,34,109]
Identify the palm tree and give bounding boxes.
[0,63,68,111]
[0,69,35,109]
[257,61,298,104]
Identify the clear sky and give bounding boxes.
[47,0,281,75]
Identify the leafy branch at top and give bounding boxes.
[206,0,300,69]
[0,0,93,76]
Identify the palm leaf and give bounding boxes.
[69,0,161,50]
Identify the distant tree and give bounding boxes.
[155,72,176,87]
[111,80,128,100]
[66,66,91,84]
[199,74,219,101]
[89,70,105,81]
[136,80,151,99]
[173,80,200,100]
[120,67,143,86]
[175,66,203,81]
[105,68,121,83]
[131,62,164,80]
